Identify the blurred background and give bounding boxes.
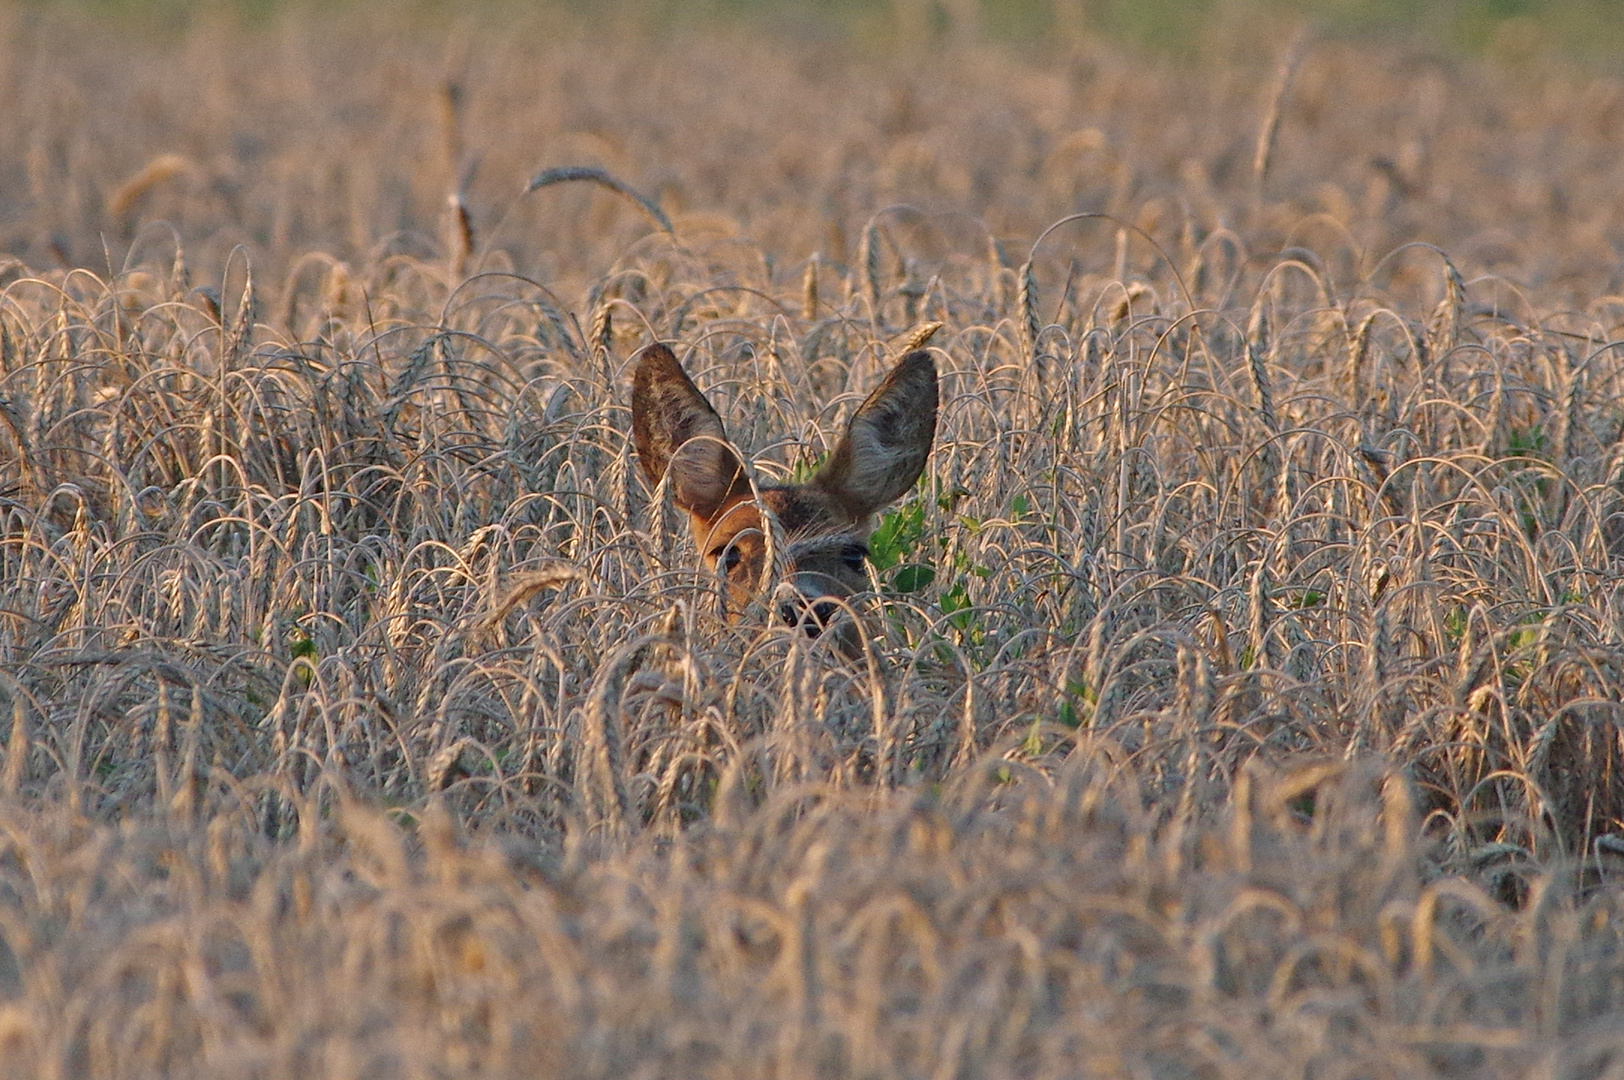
[7,0,1621,65]
[4,0,1620,298]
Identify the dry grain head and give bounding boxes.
[632,342,938,643]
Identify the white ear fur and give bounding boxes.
[815,350,938,517]
[666,435,749,521]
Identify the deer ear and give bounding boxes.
[631,343,750,519]
[815,349,938,518]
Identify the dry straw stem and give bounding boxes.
[801,253,820,320]
[1253,27,1311,207]
[1018,258,1041,363]
[858,218,883,310]
[2,7,1624,1075]
[899,319,943,353]
[106,153,195,220]
[0,760,1617,1078]
[524,165,674,234]
[446,189,476,279]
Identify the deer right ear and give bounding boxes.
[631,343,750,519]
[815,349,938,518]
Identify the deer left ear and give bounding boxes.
[815,350,938,518]
[631,343,751,519]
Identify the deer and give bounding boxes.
[631,342,938,647]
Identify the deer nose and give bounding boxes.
[778,600,820,636]
[778,598,841,637]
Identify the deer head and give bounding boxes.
[631,342,938,642]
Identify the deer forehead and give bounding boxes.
[760,485,866,534]
[690,485,869,551]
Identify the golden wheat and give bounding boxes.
[1,5,1623,1077]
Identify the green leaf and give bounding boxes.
[890,563,936,593]
[870,498,926,570]
[941,580,974,631]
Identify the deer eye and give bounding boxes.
[709,544,743,573]
[841,544,868,572]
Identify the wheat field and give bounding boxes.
[3,4,1624,1077]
